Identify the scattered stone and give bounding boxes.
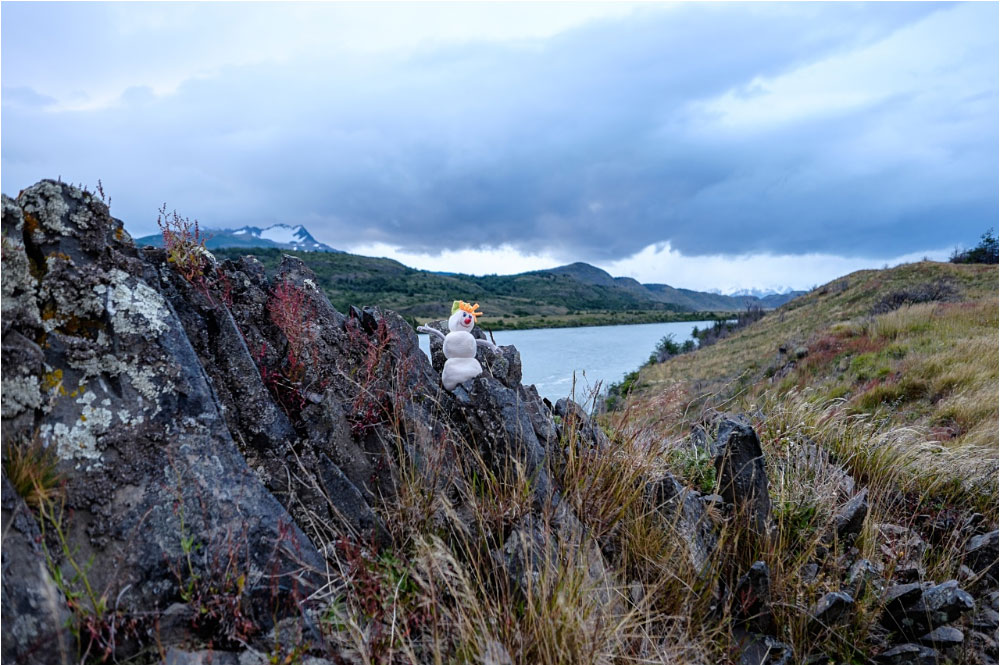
[965,530,999,580]
[876,643,940,665]
[916,625,963,648]
[967,629,999,663]
[903,580,974,633]
[971,605,999,632]
[737,633,793,665]
[163,648,241,664]
[733,561,773,632]
[882,583,924,616]
[847,558,883,597]
[810,591,853,626]
[800,562,819,584]
[834,489,868,541]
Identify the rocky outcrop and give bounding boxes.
[0,181,630,661]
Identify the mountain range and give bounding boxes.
[138,223,802,317]
[136,223,340,253]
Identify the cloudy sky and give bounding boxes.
[2,2,997,292]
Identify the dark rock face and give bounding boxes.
[736,632,793,665]
[711,417,771,535]
[1,478,74,665]
[644,472,717,573]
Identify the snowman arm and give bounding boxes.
[417,325,446,341]
[476,339,500,353]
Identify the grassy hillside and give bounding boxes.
[584,260,999,662]
[625,260,998,507]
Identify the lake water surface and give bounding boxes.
[419,320,717,405]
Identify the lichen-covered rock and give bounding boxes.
[1,181,327,660]
[901,580,974,634]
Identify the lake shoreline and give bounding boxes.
[419,319,719,404]
[413,310,733,333]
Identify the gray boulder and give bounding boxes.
[965,530,998,581]
[711,417,771,535]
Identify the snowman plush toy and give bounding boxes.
[418,300,499,390]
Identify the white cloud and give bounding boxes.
[345,239,955,293]
[694,3,996,135]
[601,242,954,292]
[3,2,646,111]
[344,242,562,276]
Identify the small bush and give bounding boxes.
[669,445,716,494]
[869,279,958,315]
[950,230,999,264]
[2,438,62,509]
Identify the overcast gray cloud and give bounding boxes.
[2,2,996,276]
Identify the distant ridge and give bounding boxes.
[541,263,804,311]
[136,223,340,253]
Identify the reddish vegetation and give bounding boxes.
[268,280,317,372]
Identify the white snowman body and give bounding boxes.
[441,308,482,390]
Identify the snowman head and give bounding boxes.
[448,300,481,332]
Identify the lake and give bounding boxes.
[418,320,718,405]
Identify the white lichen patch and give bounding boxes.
[1,375,43,418]
[0,232,41,327]
[303,278,317,291]
[100,269,170,337]
[67,351,163,403]
[118,409,145,427]
[20,181,71,236]
[40,274,105,333]
[42,390,113,469]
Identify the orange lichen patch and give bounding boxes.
[23,212,40,236]
[59,316,104,338]
[46,251,72,264]
[41,303,105,339]
[114,226,125,241]
[41,369,67,396]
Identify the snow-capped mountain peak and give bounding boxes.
[223,224,338,252]
[724,286,796,298]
